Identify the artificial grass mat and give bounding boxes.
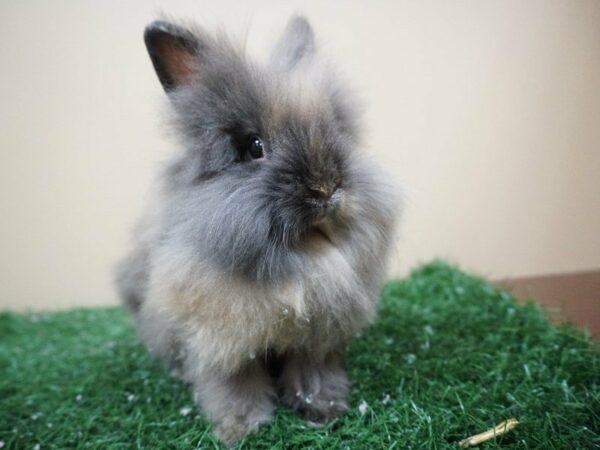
[0,262,598,449]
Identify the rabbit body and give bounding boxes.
[116,15,399,444]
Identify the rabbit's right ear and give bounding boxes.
[144,21,203,92]
[269,15,315,71]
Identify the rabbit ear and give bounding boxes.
[269,15,315,70]
[144,21,203,92]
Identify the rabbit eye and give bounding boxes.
[247,136,264,160]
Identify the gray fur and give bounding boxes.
[269,16,315,70]
[279,350,349,423]
[116,15,400,445]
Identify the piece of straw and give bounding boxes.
[459,418,520,448]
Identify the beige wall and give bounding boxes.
[1,0,599,310]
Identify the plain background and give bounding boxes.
[1,0,599,310]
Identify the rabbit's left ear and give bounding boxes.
[144,21,203,92]
[269,15,315,70]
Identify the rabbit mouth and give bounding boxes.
[307,222,334,245]
[314,226,331,242]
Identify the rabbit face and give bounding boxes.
[175,63,353,237]
[145,19,383,280]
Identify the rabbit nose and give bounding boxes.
[308,184,336,202]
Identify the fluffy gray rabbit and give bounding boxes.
[116,15,400,445]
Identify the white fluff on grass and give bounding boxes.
[358,400,368,415]
[179,407,193,417]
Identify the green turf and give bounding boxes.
[0,262,598,449]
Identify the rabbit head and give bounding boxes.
[145,16,393,281]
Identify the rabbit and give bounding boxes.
[115,14,400,445]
